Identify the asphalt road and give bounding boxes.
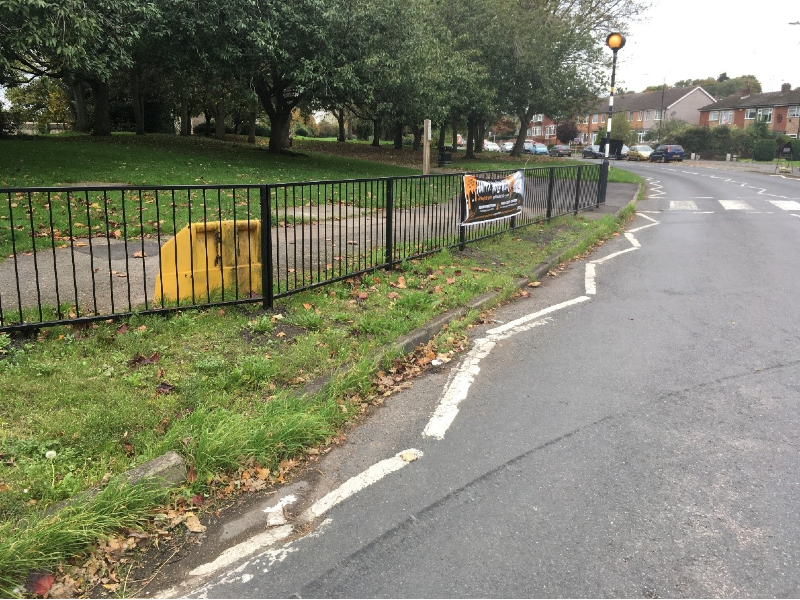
[156,163,800,598]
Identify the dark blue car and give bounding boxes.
[649,144,684,163]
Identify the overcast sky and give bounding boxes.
[616,0,800,94]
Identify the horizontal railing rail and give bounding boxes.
[0,164,603,332]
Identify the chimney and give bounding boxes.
[782,83,792,93]
[741,88,751,99]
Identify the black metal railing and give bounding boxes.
[0,164,602,332]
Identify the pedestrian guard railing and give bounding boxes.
[0,164,603,332]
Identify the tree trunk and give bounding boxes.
[336,109,346,142]
[214,102,226,139]
[510,109,534,157]
[476,123,486,152]
[180,99,191,136]
[412,124,422,151]
[451,118,459,151]
[247,101,257,144]
[203,111,211,136]
[393,122,403,150]
[89,79,112,136]
[131,68,145,135]
[69,79,91,133]
[465,127,474,159]
[438,122,447,149]
[372,119,381,147]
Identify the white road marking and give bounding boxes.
[719,200,753,210]
[638,213,660,221]
[188,525,294,577]
[585,263,596,295]
[628,222,659,233]
[624,232,641,248]
[670,200,698,210]
[300,449,423,519]
[770,200,800,211]
[593,247,638,264]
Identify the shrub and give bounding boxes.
[752,138,776,162]
[192,121,234,135]
[316,121,339,138]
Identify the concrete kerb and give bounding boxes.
[59,186,639,507]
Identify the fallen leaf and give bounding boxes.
[387,292,400,300]
[445,277,456,284]
[302,303,312,309]
[184,514,206,533]
[528,281,542,287]
[132,251,148,258]
[155,381,175,395]
[186,465,197,483]
[27,572,54,597]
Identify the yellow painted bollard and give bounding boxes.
[154,220,262,303]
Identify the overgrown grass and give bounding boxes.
[0,133,642,597]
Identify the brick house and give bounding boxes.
[575,86,715,144]
[698,84,800,138]
[525,113,559,143]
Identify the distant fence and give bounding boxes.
[0,164,603,332]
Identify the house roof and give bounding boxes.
[699,88,800,111]
[587,86,715,113]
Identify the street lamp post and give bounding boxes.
[600,32,625,204]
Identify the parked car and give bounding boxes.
[548,144,572,157]
[582,145,603,158]
[501,141,515,152]
[627,145,653,161]
[649,144,685,162]
[529,143,548,155]
[483,140,501,152]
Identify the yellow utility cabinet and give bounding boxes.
[154,220,262,303]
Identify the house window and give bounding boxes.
[582,115,589,124]
[720,110,733,125]
[627,111,633,121]
[745,108,756,120]
[788,106,800,117]
[789,134,798,139]
[592,114,598,123]
[644,110,652,121]
[757,108,773,123]
[709,110,719,121]
[638,130,648,142]
[527,126,542,136]
[532,114,543,122]
[600,114,606,123]
[545,125,556,137]
[654,110,662,121]
[637,112,642,122]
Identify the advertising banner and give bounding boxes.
[462,170,524,226]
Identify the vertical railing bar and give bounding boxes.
[139,189,149,309]
[46,191,63,319]
[102,191,116,313]
[154,190,164,308]
[217,188,225,301]
[8,193,24,322]
[261,184,273,309]
[65,190,81,317]
[84,189,99,315]
[119,190,133,311]
[27,190,43,322]
[187,189,196,305]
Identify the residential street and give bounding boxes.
[154,163,800,599]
